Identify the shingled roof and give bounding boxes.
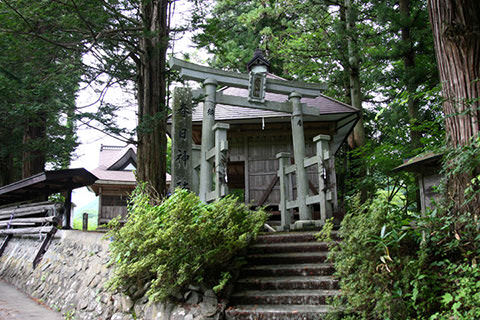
[90,145,137,183]
[191,74,357,123]
[90,145,171,185]
[167,64,359,154]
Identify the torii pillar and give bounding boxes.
[199,78,217,202]
[289,91,311,221]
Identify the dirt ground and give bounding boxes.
[0,279,64,320]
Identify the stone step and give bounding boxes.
[240,263,335,277]
[256,231,339,244]
[230,289,339,305]
[249,241,331,254]
[225,304,330,320]
[236,276,338,291]
[246,252,329,265]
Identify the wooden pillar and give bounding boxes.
[289,92,311,221]
[314,134,332,222]
[171,87,193,191]
[63,189,72,229]
[199,78,217,202]
[277,152,292,230]
[97,188,102,227]
[213,123,230,199]
[192,144,201,195]
[82,213,88,232]
[243,137,250,204]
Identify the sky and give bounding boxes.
[71,1,209,211]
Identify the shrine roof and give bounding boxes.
[190,74,357,123]
[90,145,171,186]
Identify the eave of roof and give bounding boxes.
[0,168,98,205]
[108,147,137,170]
[393,152,443,173]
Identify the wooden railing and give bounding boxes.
[277,134,333,230]
[0,201,63,267]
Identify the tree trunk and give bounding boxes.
[400,0,423,212]
[345,0,366,149]
[0,154,15,187]
[400,0,422,151]
[136,0,170,196]
[428,0,480,212]
[22,113,46,179]
[345,0,368,202]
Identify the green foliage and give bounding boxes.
[106,185,269,302]
[0,0,82,183]
[316,217,334,243]
[328,192,418,320]
[443,135,480,210]
[430,263,480,320]
[330,177,480,320]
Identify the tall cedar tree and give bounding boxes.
[0,0,80,184]
[428,0,480,212]
[0,0,173,194]
[136,0,170,195]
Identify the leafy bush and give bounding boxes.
[327,192,420,320]
[105,185,268,302]
[329,189,480,319]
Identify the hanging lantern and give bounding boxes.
[247,49,270,103]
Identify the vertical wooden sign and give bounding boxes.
[171,87,193,191]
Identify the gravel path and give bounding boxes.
[0,279,64,320]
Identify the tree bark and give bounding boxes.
[428,0,480,212]
[22,113,46,179]
[345,0,366,149]
[136,0,170,196]
[345,0,368,202]
[400,0,422,151]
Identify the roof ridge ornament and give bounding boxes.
[247,49,270,72]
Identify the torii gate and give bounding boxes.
[169,50,342,230]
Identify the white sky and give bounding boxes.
[71,1,209,210]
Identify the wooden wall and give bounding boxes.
[225,123,337,208]
[95,185,134,224]
[98,195,128,224]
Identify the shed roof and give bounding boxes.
[0,169,98,205]
[393,152,443,173]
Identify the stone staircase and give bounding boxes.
[225,231,339,320]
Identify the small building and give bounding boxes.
[394,152,443,212]
[89,145,171,225]
[168,51,359,228]
[189,82,358,214]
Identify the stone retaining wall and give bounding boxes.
[0,230,222,320]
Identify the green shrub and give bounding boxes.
[105,185,268,302]
[327,192,420,320]
[329,189,480,320]
[429,262,480,320]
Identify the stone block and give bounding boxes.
[185,290,202,304]
[120,295,133,312]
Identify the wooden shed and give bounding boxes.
[394,153,443,213]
